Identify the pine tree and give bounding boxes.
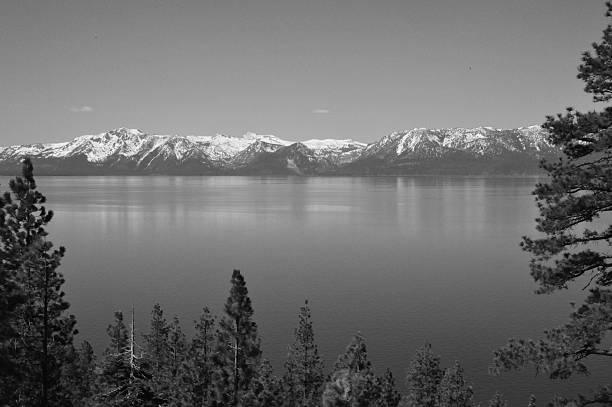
[436,361,474,407]
[323,333,380,407]
[213,269,262,406]
[107,311,130,355]
[100,309,156,406]
[186,307,218,406]
[375,369,402,407]
[321,369,353,407]
[333,333,371,373]
[0,172,27,404]
[164,315,189,406]
[283,300,325,407]
[492,3,612,406]
[167,316,187,379]
[244,359,284,407]
[63,340,99,406]
[143,303,170,371]
[0,158,77,406]
[100,311,131,402]
[142,303,170,399]
[404,344,443,407]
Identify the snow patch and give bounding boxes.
[303,139,366,150]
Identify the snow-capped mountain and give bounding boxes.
[0,128,289,165]
[340,126,556,175]
[361,126,552,158]
[0,126,557,175]
[303,139,368,165]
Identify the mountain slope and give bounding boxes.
[0,126,558,175]
[338,126,556,175]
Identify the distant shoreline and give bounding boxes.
[0,172,547,178]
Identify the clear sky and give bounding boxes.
[0,0,607,145]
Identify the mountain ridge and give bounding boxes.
[0,126,558,175]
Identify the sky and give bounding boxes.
[0,0,608,145]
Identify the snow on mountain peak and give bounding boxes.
[302,139,367,150]
[242,132,292,146]
[110,127,146,136]
[361,126,550,158]
[0,125,555,175]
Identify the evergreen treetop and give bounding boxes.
[284,300,325,407]
[214,269,262,406]
[404,343,443,407]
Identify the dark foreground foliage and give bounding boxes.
[0,157,77,406]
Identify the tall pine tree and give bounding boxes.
[164,315,189,406]
[0,158,77,406]
[213,269,262,406]
[492,3,612,405]
[0,170,27,404]
[404,344,443,407]
[283,300,325,407]
[186,307,218,406]
[436,361,474,407]
[142,303,170,400]
[375,369,402,407]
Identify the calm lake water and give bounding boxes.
[1,175,605,404]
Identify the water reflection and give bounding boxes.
[0,175,603,405]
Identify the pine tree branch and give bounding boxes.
[583,271,605,290]
[575,155,612,169]
[579,347,612,358]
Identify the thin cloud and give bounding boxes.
[312,108,330,114]
[70,105,93,113]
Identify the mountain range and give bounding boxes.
[0,126,558,175]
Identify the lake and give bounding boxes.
[1,175,605,405]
